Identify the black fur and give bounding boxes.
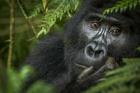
[25,0,140,93]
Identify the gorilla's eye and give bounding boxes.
[88,21,100,29]
[110,26,121,36]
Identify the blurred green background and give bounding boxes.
[0,0,80,68]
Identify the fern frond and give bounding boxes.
[29,4,43,18]
[103,0,140,14]
[37,0,80,37]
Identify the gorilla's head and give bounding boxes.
[64,0,140,71]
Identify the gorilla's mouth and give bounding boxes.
[75,57,119,82]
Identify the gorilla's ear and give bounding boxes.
[83,0,117,8]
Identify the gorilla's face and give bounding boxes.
[75,13,138,68]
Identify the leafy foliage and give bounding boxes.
[0,66,55,93]
[38,0,80,37]
[0,0,80,65]
[1,0,81,86]
[103,0,140,14]
[26,82,55,93]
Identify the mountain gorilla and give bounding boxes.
[25,0,140,93]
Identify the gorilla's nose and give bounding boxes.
[85,43,106,61]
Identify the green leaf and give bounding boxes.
[103,0,140,14]
[27,81,56,93]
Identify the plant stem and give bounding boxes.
[7,0,15,69]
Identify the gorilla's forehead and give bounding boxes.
[83,12,133,28]
[85,13,119,23]
[85,13,131,24]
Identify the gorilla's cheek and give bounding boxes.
[108,33,131,56]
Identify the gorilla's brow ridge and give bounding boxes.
[86,13,120,23]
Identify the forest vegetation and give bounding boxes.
[0,0,140,93]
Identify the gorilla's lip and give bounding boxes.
[75,56,117,69]
[76,54,108,69]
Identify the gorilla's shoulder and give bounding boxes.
[26,31,64,68]
[33,31,64,53]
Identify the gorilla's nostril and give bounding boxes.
[87,46,95,57]
[94,50,104,57]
